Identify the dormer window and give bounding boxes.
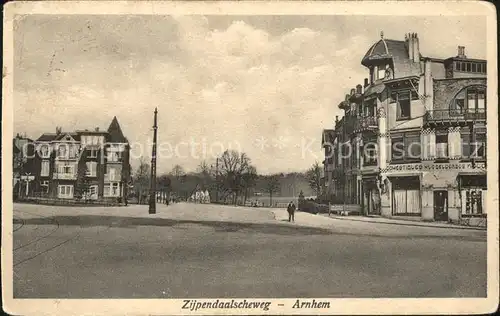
[378,67,386,80]
[455,61,486,74]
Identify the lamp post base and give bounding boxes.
[149,196,156,214]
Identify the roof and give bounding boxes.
[362,38,421,77]
[362,39,408,66]
[36,132,81,142]
[107,116,128,143]
[36,133,58,142]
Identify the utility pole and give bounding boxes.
[149,108,158,214]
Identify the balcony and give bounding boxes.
[424,109,486,125]
[355,116,378,132]
[53,173,77,180]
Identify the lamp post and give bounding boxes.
[149,108,158,214]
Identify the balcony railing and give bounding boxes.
[425,109,486,123]
[355,115,378,131]
[53,173,77,180]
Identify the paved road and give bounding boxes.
[13,203,486,298]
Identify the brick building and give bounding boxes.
[28,117,131,201]
[323,32,487,224]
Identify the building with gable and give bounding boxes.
[28,117,131,201]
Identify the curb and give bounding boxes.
[318,214,487,231]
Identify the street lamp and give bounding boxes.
[149,108,158,214]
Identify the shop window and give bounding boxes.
[462,189,484,215]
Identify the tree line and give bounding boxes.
[130,150,322,205]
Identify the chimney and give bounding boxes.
[364,78,369,88]
[95,127,99,132]
[406,33,413,61]
[412,33,420,62]
[356,84,362,94]
[56,127,62,135]
[457,46,466,58]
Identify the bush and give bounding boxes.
[299,200,329,214]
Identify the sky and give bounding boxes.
[13,14,486,174]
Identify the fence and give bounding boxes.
[17,196,125,207]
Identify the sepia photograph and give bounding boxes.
[2,1,498,315]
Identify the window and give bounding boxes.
[363,138,377,166]
[391,132,421,162]
[378,67,386,80]
[435,133,448,159]
[107,167,118,181]
[104,182,120,197]
[58,185,73,198]
[107,151,120,162]
[57,162,74,175]
[40,181,49,194]
[461,133,471,158]
[86,162,97,177]
[363,100,376,117]
[451,86,486,115]
[88,185,98,199]
[57,145,67,158]
[41,160,50,177]
[462,190,484,215]
[69,146,78,159]
[473,132,486,159]
[391,90,418,120]
[40,145,50,158]
[88,148,98,158]
[455,62,460,71]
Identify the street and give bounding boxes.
[13,203,486,298]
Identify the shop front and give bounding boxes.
[458,174,487,225]
[389,176,421,216]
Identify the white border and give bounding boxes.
[2,1,498,315]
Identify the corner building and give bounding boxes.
[324,33,487,224]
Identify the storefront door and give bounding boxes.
[433,190,448,221]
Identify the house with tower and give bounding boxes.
[323,32,487,225]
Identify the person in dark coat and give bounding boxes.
[287,201,296,222]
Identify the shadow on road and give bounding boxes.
[13,215,486,241]
[13,215,333,236]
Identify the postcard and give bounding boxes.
[2,1,498,315]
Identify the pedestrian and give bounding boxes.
[287,201,296,222]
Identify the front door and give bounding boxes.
[433,190,448,221]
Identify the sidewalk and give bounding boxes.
[318,213,486,230]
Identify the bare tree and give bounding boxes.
[217,150,254,205]
[133,157,150,204]
[306,161,322,197]
[241,165,258,205]
[264,174,280,206]
[170,164,185,180]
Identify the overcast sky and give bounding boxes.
[14,15,486,174]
